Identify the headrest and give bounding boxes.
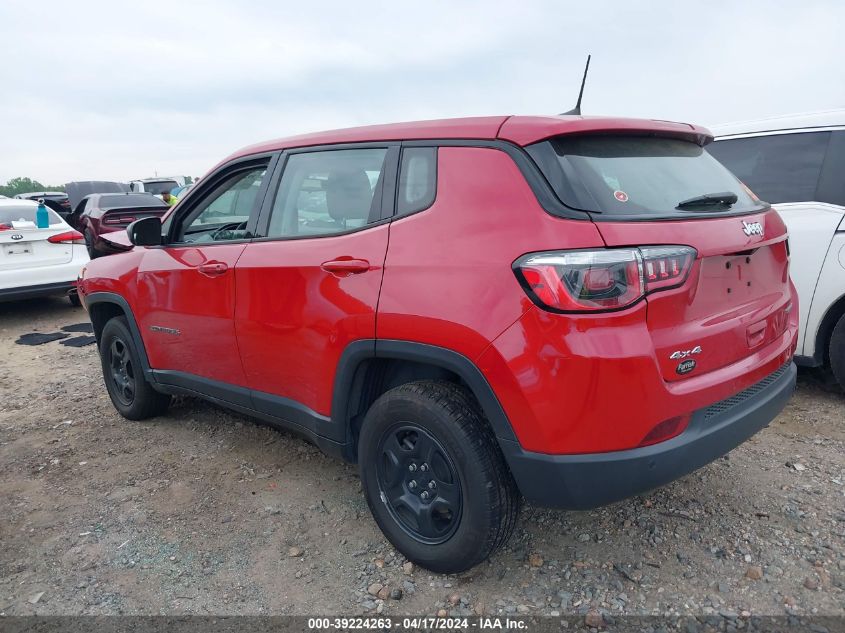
[325,168,373,222]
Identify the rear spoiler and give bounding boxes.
[499,116,714,148]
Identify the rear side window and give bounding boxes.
[707,132,831,204]
[267,148,388,238]
[528,136,763,217]
[397,147,436,215]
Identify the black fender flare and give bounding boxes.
[85,292,155,379]
[331,339,518,448]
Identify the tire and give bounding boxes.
[358,380,520,573]
[68,292,82,307]
[99,316,170,420]
[830,312,845,392]
[84,229,99,259]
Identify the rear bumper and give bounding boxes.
[500,362,796,509]
[0,280,77,302]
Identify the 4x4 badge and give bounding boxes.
[742,220,763,237]
[669,345,702,360]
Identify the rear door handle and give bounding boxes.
[197,261,228,277]
[321,258,370,275]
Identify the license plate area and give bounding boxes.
[3,242,33,256]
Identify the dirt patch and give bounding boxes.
[1,297,843,617]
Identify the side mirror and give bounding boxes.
[127,216,162,246]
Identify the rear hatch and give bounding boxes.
[66,181,130,209]
[596,212,791,380]
[525,134,792,381]
[0,204,76,272]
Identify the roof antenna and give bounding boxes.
[560,54,591,116]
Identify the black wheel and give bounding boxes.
[830,312,845,392]
[68,292,82,307]
[99,316,170,420]
[84,229,99,259]
[359,381,520,573]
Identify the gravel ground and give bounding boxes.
[1,296,843,620]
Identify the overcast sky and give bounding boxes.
[1,0,843,184]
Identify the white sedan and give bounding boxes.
[0,198,89,305]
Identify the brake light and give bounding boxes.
[640,246,697,292]
[515,246,696,313]
[103,215,136,225]
[48,230,85,244]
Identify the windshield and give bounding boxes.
[527,136,765,216]
[0,205,62,227]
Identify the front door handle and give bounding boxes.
[321,258,370,276]
[197,261,228,277]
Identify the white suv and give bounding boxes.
[709,110,845,390]
[129,177,184,196]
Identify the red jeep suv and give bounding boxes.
[78,115,798,573]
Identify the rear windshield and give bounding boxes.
[100,194,167,209]
[144,180,178,195]
[0,205,62,227]
[527,136,766,217]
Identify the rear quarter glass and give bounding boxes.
[527,135,767,218]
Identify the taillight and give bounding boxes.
[515,246,696,313]
[48,230,85,244]
[639,246,697,292]
[103,215,136,225]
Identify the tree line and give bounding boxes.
[0,177,65,198]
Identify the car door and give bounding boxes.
[135,155,275,391]
[234,145,398,433]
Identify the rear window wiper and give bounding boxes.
[676,192,738,210]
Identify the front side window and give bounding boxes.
[707,132,831,204]
[267,148,388,238]
[528,135,765,217]
[176,166,267,243]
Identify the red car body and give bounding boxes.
[79,115,798,511]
